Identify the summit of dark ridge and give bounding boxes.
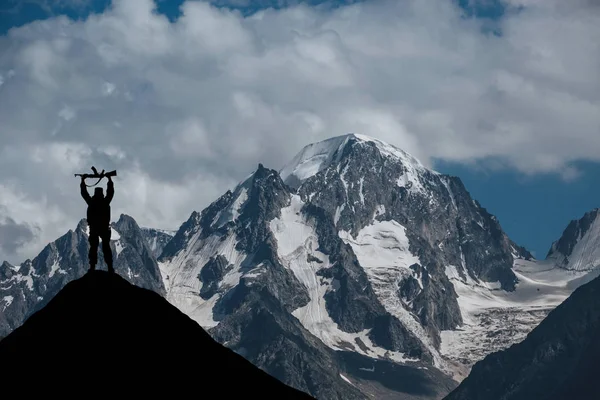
[0,270,314,398]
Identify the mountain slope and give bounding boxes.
[279,134,534,369]
[0,214,164,338]
[158,163,450,399]
[0,270,314,398]
[443,271,600,400]
[547,208,600,271]
[437,207,600,379]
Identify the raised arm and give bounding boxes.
[80,178,91,204]
[106,176,114,203]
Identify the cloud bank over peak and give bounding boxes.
[0,0,598,263]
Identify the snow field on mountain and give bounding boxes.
[279,135,350,187]
[338,220,446,368]
[158,229,247,328]
[440,257,591,378]
[270,195,415,363]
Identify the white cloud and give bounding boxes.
[58,105,76,121]
[102,82,116,96]
[0,0,598,262]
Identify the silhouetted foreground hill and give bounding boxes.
[0,270,315,398]
[443,273,600,400]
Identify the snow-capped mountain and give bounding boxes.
[547,208,600,272]
[156,133,546,396]
[0,214,164,338]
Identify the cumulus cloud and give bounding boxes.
[0,0,598,262]
[0,209,40,260]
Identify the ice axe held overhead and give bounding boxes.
[75,166,117,187]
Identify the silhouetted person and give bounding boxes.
[80,175,114,273]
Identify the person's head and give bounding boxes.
[93,187,104,198]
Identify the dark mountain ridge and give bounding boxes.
[0,270,314,398]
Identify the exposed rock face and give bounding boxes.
[443,272,600,400]
[199,255,233,300]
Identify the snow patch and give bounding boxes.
[49,258,61,278]
[334,203,345,226]
[9,266,34,291]
[115,240,125,257]
[110,227,121,241]
[340,164,350,198]
[339,374,354,386]
[358,177,365,205]
[2,295,14,310]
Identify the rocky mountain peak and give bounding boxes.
[114,213,140,232]
[0,261,15,281]
[280,133,432,191]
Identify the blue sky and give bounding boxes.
[1,0,508,35]
[0,0,598,262]
[434,160,600,258]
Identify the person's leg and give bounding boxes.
[101,229,114,273]
[88,231,99,271]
